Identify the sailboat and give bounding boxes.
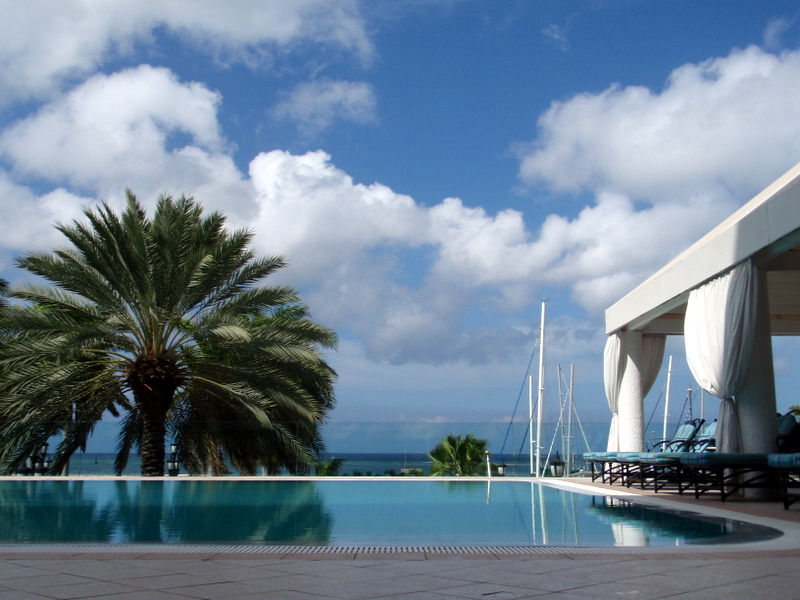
[499,300,592,477]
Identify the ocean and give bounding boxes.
[61,452,587,477]
[41,419,623,476]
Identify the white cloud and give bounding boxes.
[514,46,800,312]
[0,172,91,272]
[0,66,253,209]
[542,24,569,51]
[273,79,378,135]
[0,0,372,105]
[248,149,425,272]
[519,46,800,202]
[3,25,799,372]
[763,17,796,51]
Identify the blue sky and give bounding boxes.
[2,1,800,442]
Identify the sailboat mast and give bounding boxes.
[528,373,534,475]
[663,355,673,440]
[535,301,546,477]
[566,362,574,475]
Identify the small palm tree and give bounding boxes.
[428,433,488,476]
[0,192,337,476]
[315,457,345,476]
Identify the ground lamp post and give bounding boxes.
[35,444,52,475]
[550,452,565,477]
[497,461,507,476]
[17,443,51,476]
[166,443,180,476]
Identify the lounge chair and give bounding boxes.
[767,452,800,509]
[678,413,799,502]
[679,452,772,501]
[768,413,800,509]
[584,419,704,488]
[637,419,715,492]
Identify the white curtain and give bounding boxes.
[684,259,757,452]
[640,334,667,399]
[604,334,624,452]
[604,332,665,451]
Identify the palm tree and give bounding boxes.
[428,433,488,476]
[315,457,345,476]
[0,192,337,476]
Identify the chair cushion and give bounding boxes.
[615,452,640,463]
[768,453,800,469]
[583,452,617,461]
[680,452,769,467]
[638,452,683,465]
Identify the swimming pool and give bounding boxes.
[0,479,781,547]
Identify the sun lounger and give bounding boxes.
[679,452,772,501]
[584,419,704,487]
[767,452,800,509]
[637,420,716,492]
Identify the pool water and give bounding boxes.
[0,479,781,547]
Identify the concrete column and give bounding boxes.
[736,267,777,499]
[737,267,777,453]
[617,330,645,451]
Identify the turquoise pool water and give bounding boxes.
[0,480,781,547]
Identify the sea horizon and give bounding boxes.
[55,451,574,477]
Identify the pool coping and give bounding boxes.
[2,476,799,558]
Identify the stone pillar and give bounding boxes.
[736,267,777,498]
[617,330,645,451]
[737,267,777,452]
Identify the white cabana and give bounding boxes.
[604,162,800,454]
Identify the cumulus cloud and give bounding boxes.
[0,0,372,105]
[519,46,800,201]
[0,174,89,255]
[0,66,253,210]
[248,149,425,271]
[514,46,800,312]
[3,30,800,370]
[272,79,378,135]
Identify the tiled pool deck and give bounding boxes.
[2,477,800,599]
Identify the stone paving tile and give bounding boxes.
[463,566,620,593]
[658,564,774,589]
[70,591,196,600]
[306,565,416,583]
[29,580,141,600]
[153,560,270,580]
[118,572,233,589]
[665,575,800,600]
[32,559,178,581]
[0,563,58,580]
[0,590,55,600]
[433,581,549,599]
[262,560,373,577]
[536,593,623,600]
[564,578,704,600]
[156,580,273,600]
[261,572,349,592]
[362,560,462,576]
[238,591,334,600]
[0,572,93,591]
[279,573,470,600]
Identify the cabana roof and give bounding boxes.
[606,162,800,336]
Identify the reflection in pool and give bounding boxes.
[0,480,781,547]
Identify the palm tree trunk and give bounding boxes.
[129,356,182,476]
[139,406,168,476]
